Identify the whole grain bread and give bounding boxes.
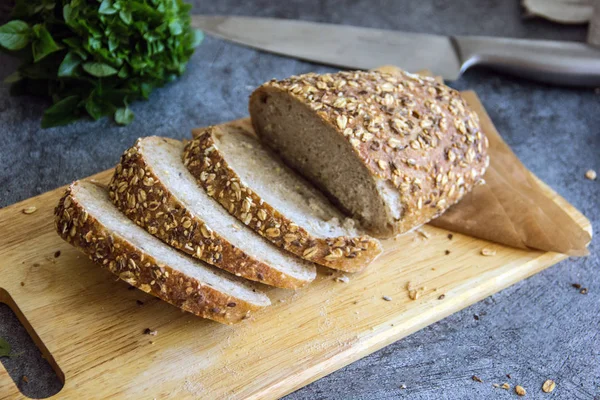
[249,70,490,237]
[185,124,382,272]
[55,181,270,324]
[108,137,316,289]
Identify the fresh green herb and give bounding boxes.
[0,20,31,50]
[0,0,203,127]
[114,106,134,125]
[0,337,13,358]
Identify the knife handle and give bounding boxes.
[454,36,600,86]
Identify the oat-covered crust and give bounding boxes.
[108,138,313,289]
[55,182,267,324]
[184,126,383,273]
[251,70,490,234]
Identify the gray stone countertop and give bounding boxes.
[0,1,598,399]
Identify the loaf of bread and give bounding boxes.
[185,124,382,272]
[250,70,489,237]
[55,181,270,324]
[108,137,316,289]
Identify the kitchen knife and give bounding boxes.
[192,15,600,86]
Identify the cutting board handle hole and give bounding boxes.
[0,288,64,398]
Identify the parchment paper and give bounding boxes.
[431,91,591,255]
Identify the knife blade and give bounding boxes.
[192,15,600,86]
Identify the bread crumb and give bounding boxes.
[22,206,37,214]
[501,383,510,390]
[481,248,496,256]
[585,169,597,180]
[399,384,407,389]
[335,275,350,283]
[22,376,28,383]
[515,385,526,396]
[472,375,483,383]
[407,282,425,300]
[382,296,392,301]
[416,229,430,239]
[143,328,158,336]
[447,233,453,240]
[438,294,445,300]
[542,379,556,393]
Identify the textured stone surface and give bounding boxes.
[0,1,598,399]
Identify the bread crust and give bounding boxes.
[249,70,490,237]
[108,138,314,289]
[184,126,382,273]
[55,182,268,324]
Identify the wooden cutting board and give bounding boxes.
[0,92,591,400]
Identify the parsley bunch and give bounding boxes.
[0,0,203,127]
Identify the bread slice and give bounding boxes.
[185,124,382,272]
[249,70,489,237]
[108,137,316,289]
[55,181,270,324]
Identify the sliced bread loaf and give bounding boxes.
[249,70,489,237]
[185,124,382,272]
[108,137,316,289]
[55,181,270,324]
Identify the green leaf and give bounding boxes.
[0,20,31,51]
[82,62,118,77]
[62,37,87,59]
[32,24,62,62]
[117,65,128,79]
[108,35,118,52]
[140,82,152,99]
[119,10,132,25]
[63,4,75,25]
[114,106,134,125]
[188,29,204,48]
[3,71,21,84]
[42,95,81,128]
[168,20,182,36]
[0,338,12,358]
[58,52,82,77]
[85,96,105,120]
[99,0,118,15]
